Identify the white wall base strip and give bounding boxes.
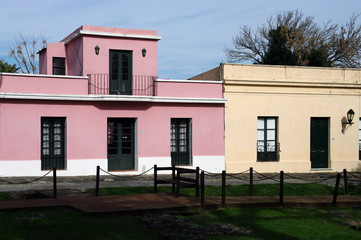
[0,156,225,177]
[193,156,225,173]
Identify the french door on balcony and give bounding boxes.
[109,50,132,95]
[107,118,135,171]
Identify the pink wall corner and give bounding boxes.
[38,50,47,74]
[66,37,83,76]
[82,36,158,77]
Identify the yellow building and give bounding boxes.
[192,63,361,173]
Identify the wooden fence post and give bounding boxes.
[333,173,341,205]
[343,169,348,195]
[280,171,284,206]
[222,170,226,207]
[249,167,253,196]
[196,167,200,198]
[53,167,57,198]
[201,171,205,209]
[176,170,180,198]
[172,164,176,194]
[96,166,100,196]
[154,164,157,193]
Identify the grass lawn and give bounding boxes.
[189,207,361,240]
[0,192,14,201]
[0,206,360,240]
[87,183,361,197]
[0,207,159,240]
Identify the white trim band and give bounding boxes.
[156,79,223,84]
[0,92,227,104]
[0,72,88,79]
[63,30,161,44]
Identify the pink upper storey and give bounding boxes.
[39,25,159,77]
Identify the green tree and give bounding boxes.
[8,34,47,74]
[262,26,297,65]
[262,26,331,67]
[0,59,19,73]
[225,10,361,68]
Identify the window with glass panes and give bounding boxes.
[52,57,65,75]
[41,117,66,170]
[171,118,191,165]
[257,117,278,162]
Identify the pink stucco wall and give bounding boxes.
[66,37,83,76]
[38,50,47,74]
[0,74,88,95]
[0,100,224,162]
[156,80,223,98]
[82,36,157,77]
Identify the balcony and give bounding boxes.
[88,74,156,96]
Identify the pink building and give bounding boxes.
[0,26,225,176]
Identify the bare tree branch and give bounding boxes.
[8,34,47,74]
[225,10,361,68]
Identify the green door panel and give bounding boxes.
[171,118,191,165]
[310,118,329,168]
[107,118,135,171]
[109,50,132,95]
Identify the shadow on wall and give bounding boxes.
[93,101,153,111]
[351,162,361,172]
[341,116,351,134]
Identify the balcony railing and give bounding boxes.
[88,74,156,96]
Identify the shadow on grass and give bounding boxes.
[87,183,361,197]
[190,207,361,240]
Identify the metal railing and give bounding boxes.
[88,74,156,96]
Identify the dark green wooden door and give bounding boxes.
[109,50,132,95]
[107,118,135,170]
[171,118,191,165]
[41,117,66,170]
[310,118,329,168]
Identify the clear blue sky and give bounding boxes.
[1,0,360,79]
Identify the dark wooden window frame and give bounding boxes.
[257,117,279,162]
[109,50,133,95]
[41,117,66,170]
[171,118,192,166]
[52,57,65,75]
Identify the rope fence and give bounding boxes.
[99,166,154,179]
[0,169,53,185]
[1,164,359,206]
[198,167,360,209]
[95,166,155,196]
[0,168,58,198]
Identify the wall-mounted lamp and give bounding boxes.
[95,45,100,55]
[346,109,355,124]
[142,48,147,57]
